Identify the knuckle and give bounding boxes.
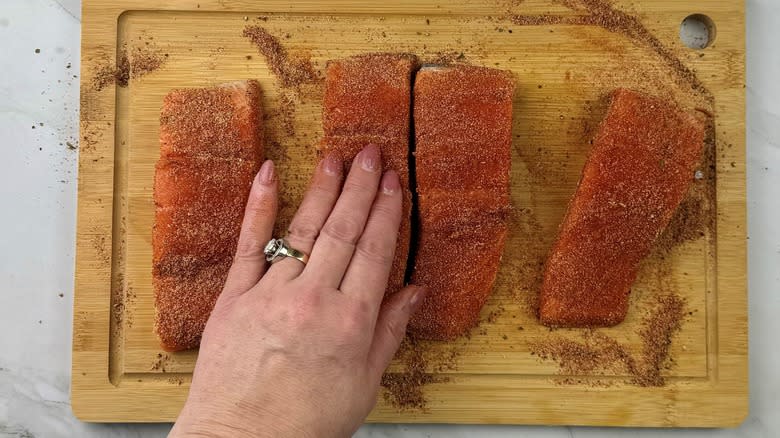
[287,219,320,243]
[372,201,399,220]
[355,237,395,265]
[342,179,373,198]
[322,217,364,245]
[382,314,406,343]
[234,236,265,259]
[309,183,338,202]
[371,198,401,224]
[246,190,275,215]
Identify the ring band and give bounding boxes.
[263,238,309,265]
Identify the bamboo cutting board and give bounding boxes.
[73,0,747,426]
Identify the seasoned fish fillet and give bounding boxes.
[409,65,514,340]
[154,80,263,351]
[539,88,705,327]
[321,53,417,297]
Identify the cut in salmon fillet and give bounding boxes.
[409,65,515,340]
[539,88,705,327]
[321,53,417,297]
[153,80,263,351]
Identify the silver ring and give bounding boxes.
[263,238,309,265]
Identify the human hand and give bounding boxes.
[169,144,426,438]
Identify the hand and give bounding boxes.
[170,144,426,438]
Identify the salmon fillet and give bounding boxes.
[321,53,417,297]
[154,80,263,351]
[539,88,705,327]
[409,65,515,340]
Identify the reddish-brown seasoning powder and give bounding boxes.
[533,330,635,376]
[380,340,435,411]
[419,50,471,66]
[92,44,165,91]
[531,293,686,387]
[510,0,711,101]
[277,91,297,137]
[242,25,319,90]
[655,194,708,252]
[380,338,457,410]
[633,293,686,386]
[150,353,171,372]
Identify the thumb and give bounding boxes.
[367,285,427,379]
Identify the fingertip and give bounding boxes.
[320,153,343,177]
[380,170,401,195]
[357,143,381,172]
[406,286,427,314]
[256,160,276,185]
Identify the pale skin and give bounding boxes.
[169,144,426,438]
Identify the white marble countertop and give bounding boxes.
[1,0,777,437]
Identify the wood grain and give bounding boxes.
[73,0,746,426]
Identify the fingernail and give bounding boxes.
[381,170,400,195]
[258,160,275,185]
[321,153,342,176]
[408,287,426,313]
[358,144,380,172]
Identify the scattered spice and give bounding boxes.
[532,293,686,387]
[242,25,319,90]
[656,194,708,252]
[381,340,436,411]
[150,353,171,372]
[510,0,711,101]
[125,284,137,328]
[92,42,166,91]
[380,337,459,411]
[90,234,109,265]
[493,207,546,316]
[633,294,686,386]
[420,50,470,65]
[277,91,297,137]
[485,305,506,324]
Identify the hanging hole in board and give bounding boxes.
[680,14,717,49]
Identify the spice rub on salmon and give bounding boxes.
[321,53,417,297]
[539,88,705,328]
[409,65,515,340]
[154,80,263,351]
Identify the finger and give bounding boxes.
[222,160,278,299]
[367,286,426,380]
[340,170,402,315]
[264,153,343,282]
[302,144,382,287]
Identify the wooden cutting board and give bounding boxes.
[73,0,747,426]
